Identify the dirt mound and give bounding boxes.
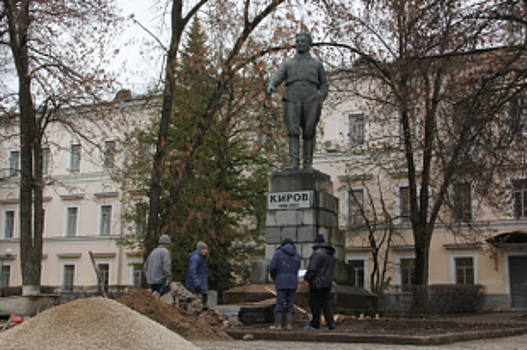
[116,287,234,341]
[0,297,199,350]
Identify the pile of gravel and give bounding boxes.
[0,297,200,350]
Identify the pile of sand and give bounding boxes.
[0,297,199,350]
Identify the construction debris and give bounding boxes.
[116,285,239,340]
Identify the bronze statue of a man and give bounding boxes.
[266,32,328,171]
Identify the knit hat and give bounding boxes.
[313,234,325,244]
[158,234,171,245]
[282,237,294,246]
[197,241,208,250]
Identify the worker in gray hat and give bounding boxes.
[185,241,209,308]
[143,234,172,296]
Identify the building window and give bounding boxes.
[97,263,110,289]
[4,210,15,239]
[348,113,365,146]
[454,182,472,221]
[66,207,78,237]
[513,179,527,219]
[103,140,116,168]
[42,208,46,237]
[9,150,19,176]
[455,257,474,284]
[62,264,75,291]
[348,260,365,288]
[42,147,50,175]
[397,109,420,143]
[133,201,148,235]
[1,264,11,288]
[70,144,81,172]
[132,263,143,287]
[348,188,366,227]
[399,186,411,222]
[100,205,112,236]
[400,258,416,292]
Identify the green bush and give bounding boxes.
[410,284,486,315]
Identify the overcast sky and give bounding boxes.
[114,0,168,95]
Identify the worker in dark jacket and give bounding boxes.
[269,237,301,330]
[143,234,172,296]
[304,234,336,330]
[185,241,209,307]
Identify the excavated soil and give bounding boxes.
[116,287,233,341]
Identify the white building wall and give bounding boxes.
[0,95,154,289]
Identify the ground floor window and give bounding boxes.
[348,260,365,288]
[97,263,110,288]
[1,264,11,288]
[455,257,474,284]
[131,263,143,287]
[62,264,75,291]
[400,258,416,292]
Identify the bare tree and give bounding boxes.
[1,0,120,294]
[143,0,299,259]
[318,0,527,300]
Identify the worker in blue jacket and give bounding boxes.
[269,237,301,330]
[185,241,209,308]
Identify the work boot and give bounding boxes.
[285,136,299,170]
[303,139,314,171]
[270,313,283,330]
[284,313,293,331]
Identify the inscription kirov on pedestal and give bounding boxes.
[267,191,312,210]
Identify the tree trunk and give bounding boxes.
[144,1,184,262]
[8,0,42,295]
[411,225,431,313]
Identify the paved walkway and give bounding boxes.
[193,333,527,349]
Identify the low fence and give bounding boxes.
[1,285,135,305]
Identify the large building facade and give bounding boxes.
[1,85,527,310]
[313,85,527,309]
[0,91,151,293]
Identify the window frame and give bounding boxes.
[129,262,143,287]
[99,204,113,236]
[95,261,111,288]
[69,143,82,173]
[347,111,366,147]
[396,184,411,224]
[449,252,478,285]
[1,262,12,288]
[453,182,473,222]
[64,206,79,237]
[395,253,416,292]
[347,258,366,289]
[8,150,19,176]
[41,207,47,237]
[103,140,116,168]
[61,262,77,292]
[3,209,16,239]
[512,178,527,219]
[347,187,366,227]
[42,147,51,175]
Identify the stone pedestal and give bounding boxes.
[264,170,344,272]
[222,170,360,311]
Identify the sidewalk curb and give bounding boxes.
[226,326,527,345]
